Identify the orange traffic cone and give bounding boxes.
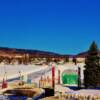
[2,78,8,89]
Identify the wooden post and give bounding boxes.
[58,70,61,84]
[78,67,81,89]
[52,66,55,88]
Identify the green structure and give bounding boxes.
[62,69,78,85]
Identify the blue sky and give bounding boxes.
[0,0,100,54]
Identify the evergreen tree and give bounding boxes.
[73,58,77,65]
[84,41,100,88]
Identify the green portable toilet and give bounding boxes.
[62,69,78,85]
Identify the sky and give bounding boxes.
[0,0,100,54]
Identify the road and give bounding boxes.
[0,65,51,83]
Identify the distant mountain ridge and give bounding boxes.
[0,47,62,58]
[0,47,59,55]
[0,47,99,58]
[76,51,100,58]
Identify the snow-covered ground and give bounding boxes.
[0,63,85,85]
[0,65,49,82]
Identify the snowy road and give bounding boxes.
[0,65,52,82]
